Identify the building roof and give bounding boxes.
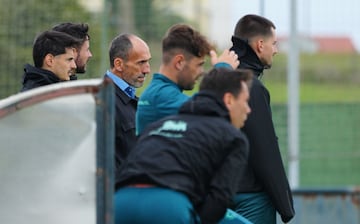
[312,36,356,53]
[278,35,357,53]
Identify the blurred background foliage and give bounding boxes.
[1,0,360,100]
[0,0,190,98]
[0,0,93,96]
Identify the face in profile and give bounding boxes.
[51,48,77,81]
[177,56,205,90]
[260,27,278,68]
[227,81,251,129]
[74,39,92,74]
[121,37,151,88]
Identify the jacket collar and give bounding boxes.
[22,64,61,84]
[230,36,265,77]
[114,85,138,105]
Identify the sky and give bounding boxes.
[209,0,360,51]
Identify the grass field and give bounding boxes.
[272,103,360,187]
[139,78,360,104]
[265,78,360,187]
[265,81,360,103]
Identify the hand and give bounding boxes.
[210,49,239,69]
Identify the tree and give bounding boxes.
[133,0,190,40]
[0,0,93,98]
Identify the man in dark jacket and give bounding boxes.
[21,30,80,92]
[230,14,295,223]
[114,67,253,224]
[104,34,151,173]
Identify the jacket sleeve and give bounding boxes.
[197,196,227,224]
[242,79,295,222]
[198,136,249,223]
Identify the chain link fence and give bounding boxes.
[273,103,360,187]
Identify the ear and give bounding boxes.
[256,39,264,53]
[43,53,54,68]
[174,54,185,70]
[113,58,124,72]
[223,92,234,110]
[72,48,79,59]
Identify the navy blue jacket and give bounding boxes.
[116,92,249,223]
[113,84,138,172]
[230,36,295,223]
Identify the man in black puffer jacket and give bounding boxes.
[230,14,295,224]
[21,30,80,92]
[114,67,253,224]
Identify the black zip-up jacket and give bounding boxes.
[116,92,249,223]
[230,36,295,223]
[21,64,62,92]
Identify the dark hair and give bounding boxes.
[199,67,253,98]
[52,22,90,48]
[33,30,81,68]
[108,34,133,68]
[161,24,213,63]
[234,14,276,41]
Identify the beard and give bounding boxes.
[75,56,87,73]
[75,62,86,73]
[75,66,86,73]
[180,80,195,91]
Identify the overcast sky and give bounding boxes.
[209,0,360,51]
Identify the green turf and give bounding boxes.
[272,103,360,187]
[265,82,360,103]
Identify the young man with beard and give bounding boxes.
[52,22,93,80]
[136,23,239,135]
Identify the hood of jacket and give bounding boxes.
[230,36,266,77]
[22,64,61,86]
[179,91,230,122]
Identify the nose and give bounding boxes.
[143,62,151,74]
[71,60,77,69]
[274,45,278,55]
[246,103,251,115]
[89,50,93,58]
[199,66,205,74]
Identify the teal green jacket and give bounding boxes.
[136,63,231,135]
[136,73,189,135]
